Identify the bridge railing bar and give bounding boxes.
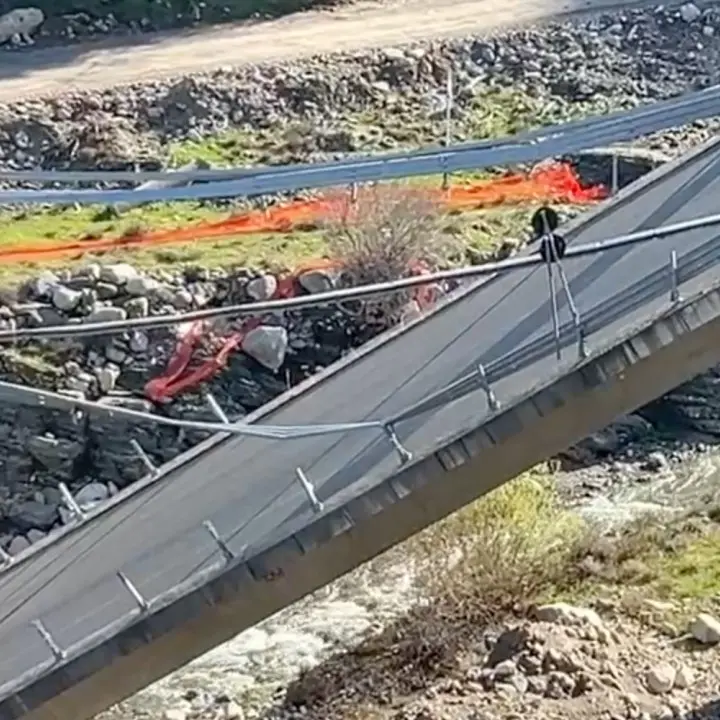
[0,84,711,186]
[0,85,719,200]
[387,226,720,427]
[0,237,715,700]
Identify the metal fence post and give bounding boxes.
[383,423,413,463]
[32,620,65,661]
[295,467,323,513]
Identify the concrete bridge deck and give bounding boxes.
[2,138,720,720]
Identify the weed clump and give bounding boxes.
[283,472,584,712]
[324,183,458,327]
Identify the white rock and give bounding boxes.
[172,288,193,309]
[129,330,150,354]
[26,528,46,544]
[400,300,422,324]
[674,665,694,689]
[679,2,701,22]
[298,269,334,294]
[162,710,188,720]
[86,306,127,324]
[689,613,720,644]
[31,270,58,298]
[8,535,29,555]
[246,274,277,301]
[126,275,159,296]
[52,285,82,312]
[95,364,120,393]
[0,7,43,45]
[223,702,244,720]
[105,343,127,364]
[646,662,676,694]
[383,47,407,61]
[534,602,603,628]
[100,263,138,285]
[75,482,110,509]
[242,326,288,371]
[645,599,676,613]
[66,372,93,394]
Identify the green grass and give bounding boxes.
[0,200,579,285]
[0,88,607,286]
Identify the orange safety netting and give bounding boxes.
[0,163,605,265]
[25,161,601,403]
[144,257,438,402]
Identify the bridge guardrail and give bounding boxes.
[0,85,719,204]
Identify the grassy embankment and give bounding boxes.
[0,90,598,285]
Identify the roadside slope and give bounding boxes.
[0,0,702,101]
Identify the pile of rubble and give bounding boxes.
[275,602,720,720]
[0,260,400,553]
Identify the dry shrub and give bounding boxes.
[413,470,584,618]
[566,510,712,587]
[282,471,584,715]
[324,183,457,327]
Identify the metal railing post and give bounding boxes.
[203,520,234,563]
[117,571,149,612]
[295,467,323,513]
[383,423,413,463]
[476,363,499,411]
[58,482,85,521]
[131,439,158,476]
[32,620,65,661]
[204,392,229,423]
[669,249,681,304]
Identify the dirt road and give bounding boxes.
[0,0,689,101]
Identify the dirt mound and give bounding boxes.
[281,602,720,720]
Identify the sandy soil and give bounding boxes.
[0,0,695,101]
